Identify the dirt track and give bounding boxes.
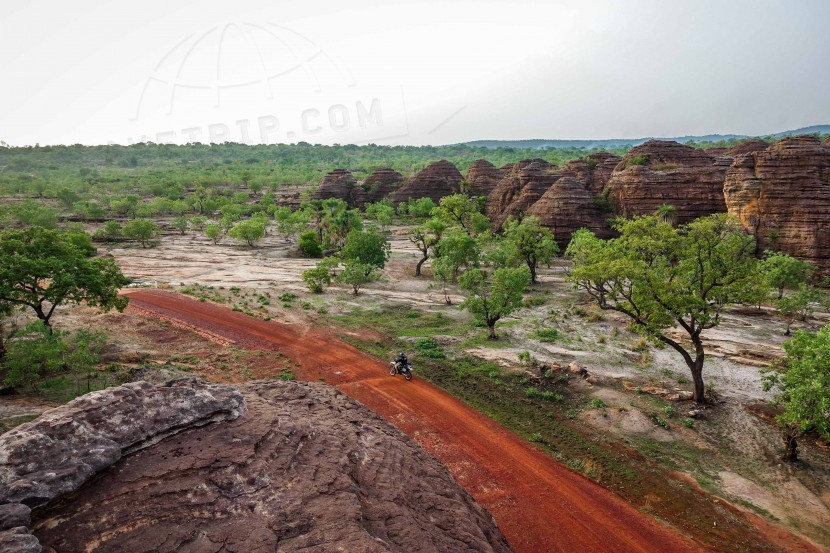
[126,289,704,553]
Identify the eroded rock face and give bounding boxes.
[465,159,506,197]
[313,168,364,208]
[564,152,621,195]
[605,140,729,224]
[486,159,569,228]
[526,176,612,249]
[723,136,830,272]
[362,167,404,204]
[31,381,511,553]
[389,160,463,205]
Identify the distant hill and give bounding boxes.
[462,125,830,150]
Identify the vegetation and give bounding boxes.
[763,324,830,461]
[228,219,266,247]
[502,216,558,283]
[567,214,759,403]
[0,227,130,328]
[760,252,814,299]
[122,219,159,248]
[459,266,530,339]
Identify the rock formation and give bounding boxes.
[389,160,463,205]
[3,380,510,553]
[723,136,830,272]
[526,176,613,249]
[486,159,570,228]
[362,167,403,204]
[465,159,506,197]
[313,168,366,208]
[604,140,729,224]
[563,152,622,195]
[726,139,770,157]
[0,379,244,552]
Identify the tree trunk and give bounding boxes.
[528,261,537,284]
[33,304,52,331]
[690,340,706,403]
[782,428,799,462]
[415,252,428,277]
[488,322,497,340]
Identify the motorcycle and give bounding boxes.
[389,360,414,381]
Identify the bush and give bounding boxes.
[625,154,648,167]
[588,398,607,409]
[3,322,67,391]
[299,231,322,258]
[415,337,446,359]
[535,328,559,342]
[525,387,560,401]
[303,266,330,293]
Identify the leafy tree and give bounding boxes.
[2,322,67,391]
[763,324,830,461]
[204,223,222,244]
[228,219,266,247]
[459,266,530,339]
[302,264,331,293]
[95,220,122,242]
[300,200,327,243]
[189,215,208,231]
[0,301,14,361]
[775,284,824,336]
[0,227,130,328]
[326,208,362,249]
[299,230,323,258]
[66,328,107,393]
[365,201,395,230]
[317,256,341,277]
[760,252,814,299]
[566,214,759,403]
[56,187,79,209]
[11,199,58,229]
[407,197,437,218]
[502,216,558,283]
[434,230,479,282]
[477,232,519,270]
[63,227,96,257]
[173,216,189,235]
[122,219,159,248]
[337,261,379,295]
[408,218,447,276]
[274,207,310,242]
[341,227,390,273]
[434,194,490,236]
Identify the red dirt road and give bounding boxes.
[126,290,704,553]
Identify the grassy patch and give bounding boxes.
[535,327,559,342]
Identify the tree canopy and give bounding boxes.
[566,214,759,403]
[0,227,130,328]
[502,216,559,283]
[459,266,530,339]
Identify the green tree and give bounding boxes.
[173,216,189,235]
[56,187,79,209]
[502,216,558,283]
[763,324,830,461]
[775,284,824,336]
[0,227,130,328]
[299,230,323,258]
[341,227,390,273]
[95,220,123,242]
[122,219,159,248]
[11,199,59,229]
[302,263,332,293]
[365,201,395,230]
[760,252,814,299]
[459,266,530,339]
[228,219,266,247]
[407,197,437,218]
[2,322,67,391]
[337,260,379,295]
[204,223,222,245]
[566,214,759,403]
[434,194,490,236]
[408,218,447,276]
[66,328,107,393]
[434,230,479,282]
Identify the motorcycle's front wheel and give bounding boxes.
[389,364,397,376]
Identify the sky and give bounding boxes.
[1,0,829,146]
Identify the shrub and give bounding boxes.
[525,387,560,401]
[588,398,607,409]
[415,337,446,359]
[303,266,330,293]
[625,154,648,167]
[299,231,322,258]
[535,327,559,342]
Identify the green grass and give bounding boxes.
[535,327,559,342]
[330,306,466,339]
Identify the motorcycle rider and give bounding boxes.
[394,352,409,373]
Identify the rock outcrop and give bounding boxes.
[465,159,506,197]
[313,168,365,208]
[0,379,244,552]
[604,140,729,224]
[362,167,404,204]
[486,159,569,228]
[526,176,613,249]
[564,152,622,195]
[723,136,830,272]
[389,160,463,205]
[11,380,509,553]
[726,139,770,157]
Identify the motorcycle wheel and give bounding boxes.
[389,365,397,376]
[404,370,413,381]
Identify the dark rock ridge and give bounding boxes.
[0,379,244,552]
[362,167,404,204]
[486,159,570,229]
[312,168,364,208]
[604,140,729,225]
[526,176,612,249]
[563,152,621,195]
[20,380,510,553]
[465,159,506,197]
[724,136,830,273]
[389,160,463,205]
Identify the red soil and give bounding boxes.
[125,289,705,553]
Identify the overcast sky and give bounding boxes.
[1,0,828,146]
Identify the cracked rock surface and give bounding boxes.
[31,380,511,553]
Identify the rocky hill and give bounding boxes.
[526,176,612,249]
[724,136,830,273]
[389,160,463,205]
[563,152,621,195]
[465,159,506,197]
[0,379,510,553]
[363,167,404,204]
